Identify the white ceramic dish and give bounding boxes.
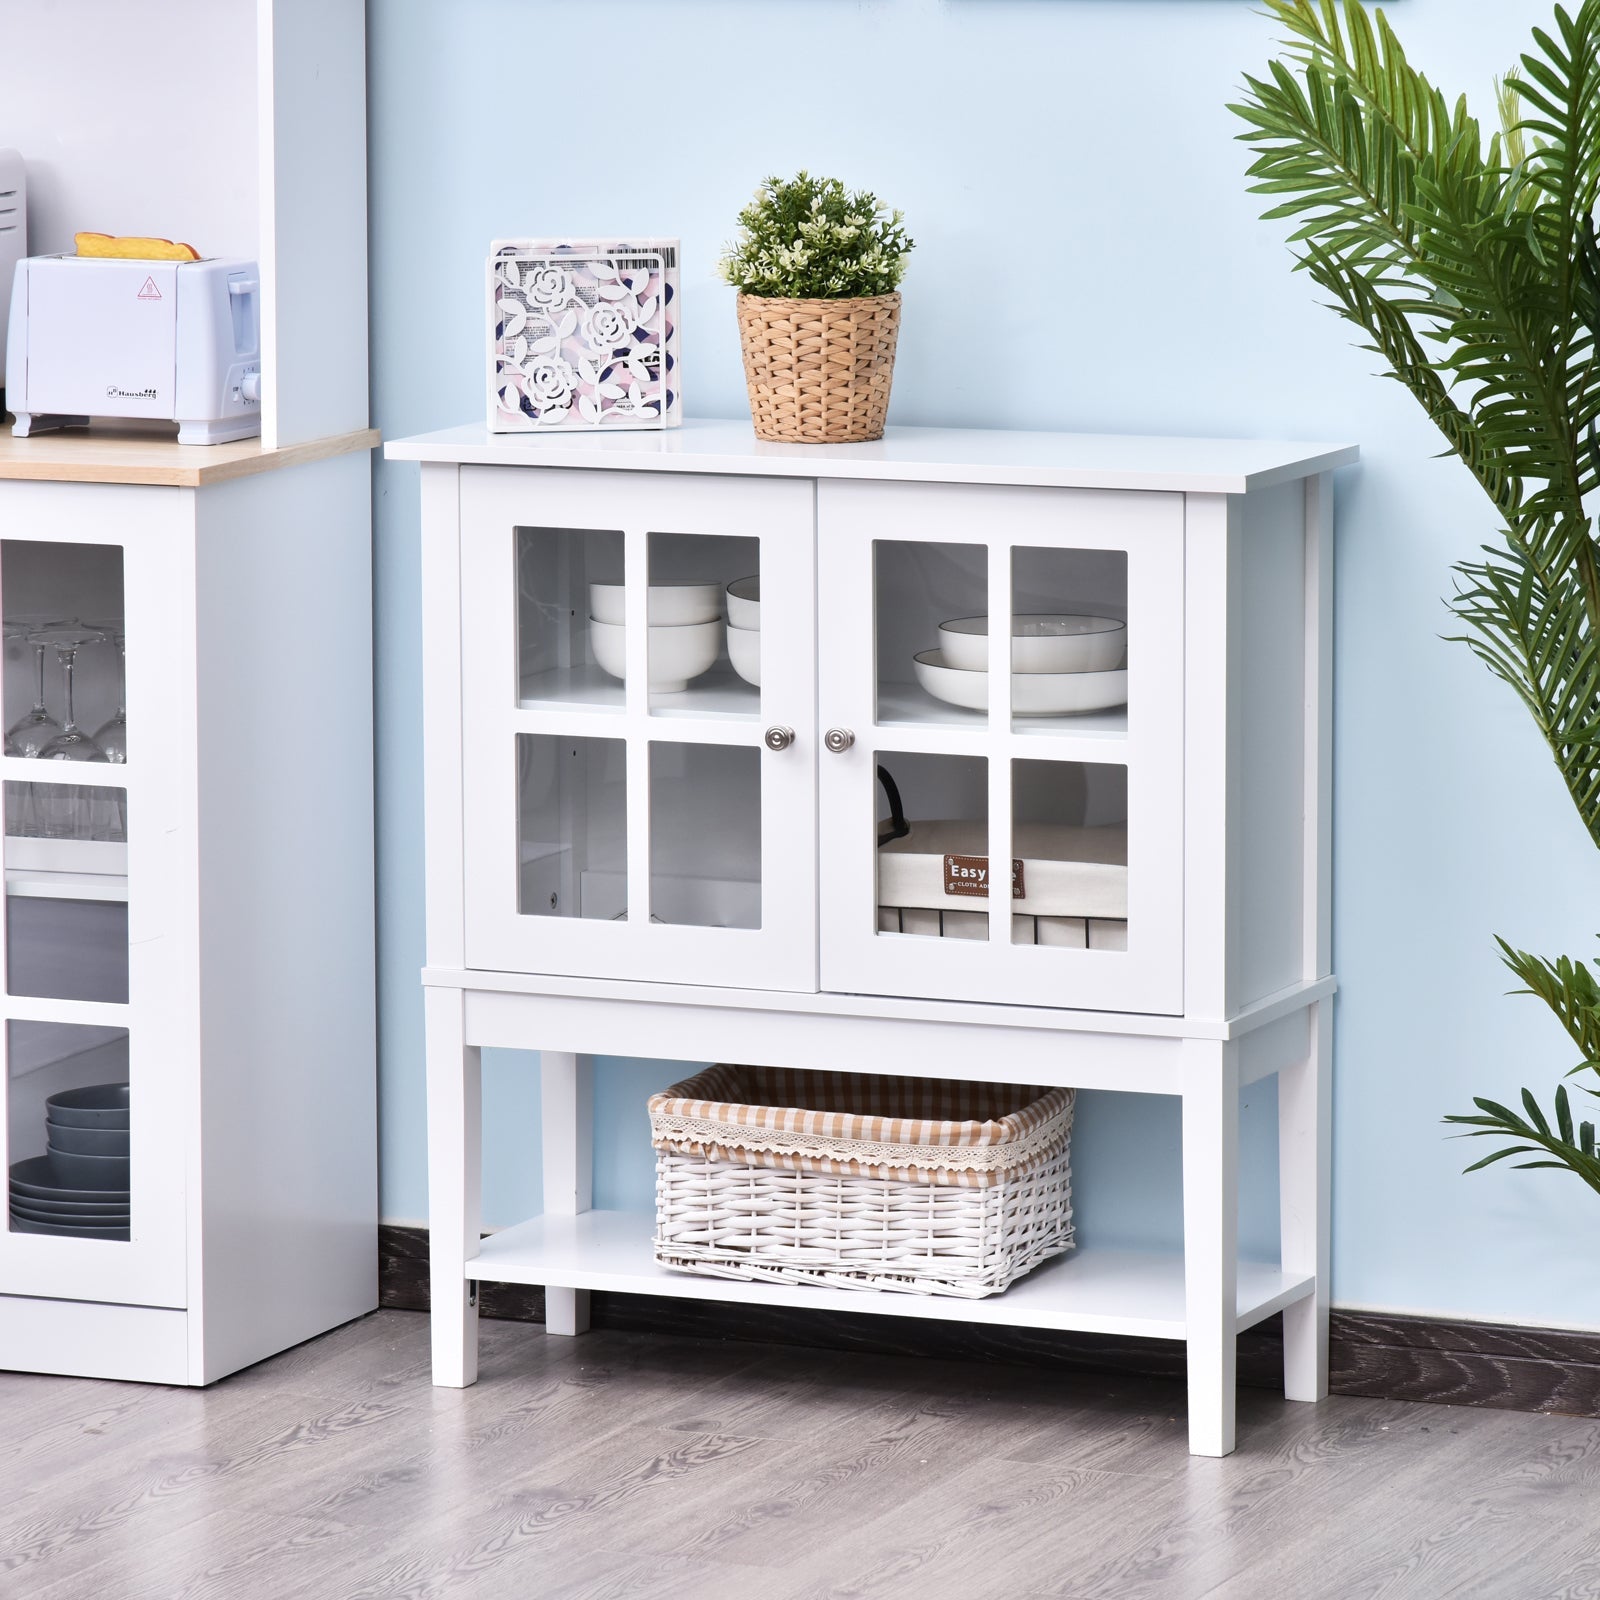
[727,623,760,687]
[589,617,721,692]
[726,575,761,631]
[912,649,1128,715]
[938,614,1125,674]
[588,582,722,627]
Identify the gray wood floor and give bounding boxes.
[5,1310,1600,1599]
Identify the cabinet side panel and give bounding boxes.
[1234,480,1307,1007]
[192,452,377,1382]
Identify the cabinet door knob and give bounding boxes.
[824,728,855,753]
[764,725,796,752]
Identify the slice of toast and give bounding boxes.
[74,233,200,262]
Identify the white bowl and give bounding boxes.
[913,649,1128,715]
[938,615,1126,674]
[588,582,722,627]
[589,617,721,691]
[727,623,760,687]
[726,575,761,631]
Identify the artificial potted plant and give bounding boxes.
[1234,0,1600,1190]
[721,171,913,444]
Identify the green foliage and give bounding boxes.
[719,172,913,300]
[1231,0,1600,1193]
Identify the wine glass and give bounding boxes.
[89,625,127,766]
[35,624,110,762]
[4,613,67,758]
[4,613,68,838]
[33,625,109,839]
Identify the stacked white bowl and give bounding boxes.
[587,583,723,693]
[914,614,1128,715]
[724,576,760,686]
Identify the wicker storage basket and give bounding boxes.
[735,293,901,444]
[650,1065,1074,1298]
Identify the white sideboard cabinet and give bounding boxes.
[390,418,1357,1458]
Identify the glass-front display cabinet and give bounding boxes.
[0,455,376,1387]
[458,468,1183,1013]
[0,511,188,1311]
[399,419,1351,1459]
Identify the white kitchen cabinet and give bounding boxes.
[0,441,376,1383]
[390,418,1356,1457]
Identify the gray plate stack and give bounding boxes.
[9,1083,130,1240]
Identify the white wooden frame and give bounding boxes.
[458,466,819,992]
[0,483,194,1309]
[817,479,1185,1014]
[393,424,1349,1459]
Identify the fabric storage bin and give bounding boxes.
[876,817,1128,949]
[649,1065,1075,1298]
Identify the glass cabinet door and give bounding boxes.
[0,501,189,1308]
[817,479,1185,1014]
[458,467,818,991]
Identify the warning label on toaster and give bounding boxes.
[943,854,1025,899]
[137,277,162,301]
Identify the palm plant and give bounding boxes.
[1231,0,1600,1193]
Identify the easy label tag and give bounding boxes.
[943,854,1026,899]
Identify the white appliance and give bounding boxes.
[6,255,261,444]
[0,151,25,389]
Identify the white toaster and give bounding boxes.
[0,152,25,387]
[6,254,262,445]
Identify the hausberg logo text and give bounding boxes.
[106,385,158,400]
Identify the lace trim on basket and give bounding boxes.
[651,1110,1071,1175]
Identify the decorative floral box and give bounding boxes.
[487,238,680,432]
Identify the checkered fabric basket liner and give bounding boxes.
[651,1066,1076,1299]
[648,1064,1074,1189]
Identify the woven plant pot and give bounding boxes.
[735,292,901,444]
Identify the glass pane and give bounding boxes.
[874,751,989,940]
[5,780,130,1003]
[647,530,758,716]
[8,1020,131,1241]
[3,541,127,765]
[1012,759,1128,948]
[1010,546,1128,734]
[875,541,987,727]
[516,525,625,709]
[517,735,627,921]
[650,742,760,929]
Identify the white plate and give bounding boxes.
[588,583,722,627]
[726,575,760,631]
[912,650,1128,715]
[938,614,1125,674]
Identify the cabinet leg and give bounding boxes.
[426,987,482,1387]
[541,1050,593,1337]
[1280,998,1332,1401]
[1183,1038,1240,1457]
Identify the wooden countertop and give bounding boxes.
[0,424,381,487]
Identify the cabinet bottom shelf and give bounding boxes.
[466,1211,1312,1341]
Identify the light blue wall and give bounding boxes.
[369,0,1600,1327]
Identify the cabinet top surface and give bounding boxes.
[385,418,1357,494]
[0,424,381,488]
